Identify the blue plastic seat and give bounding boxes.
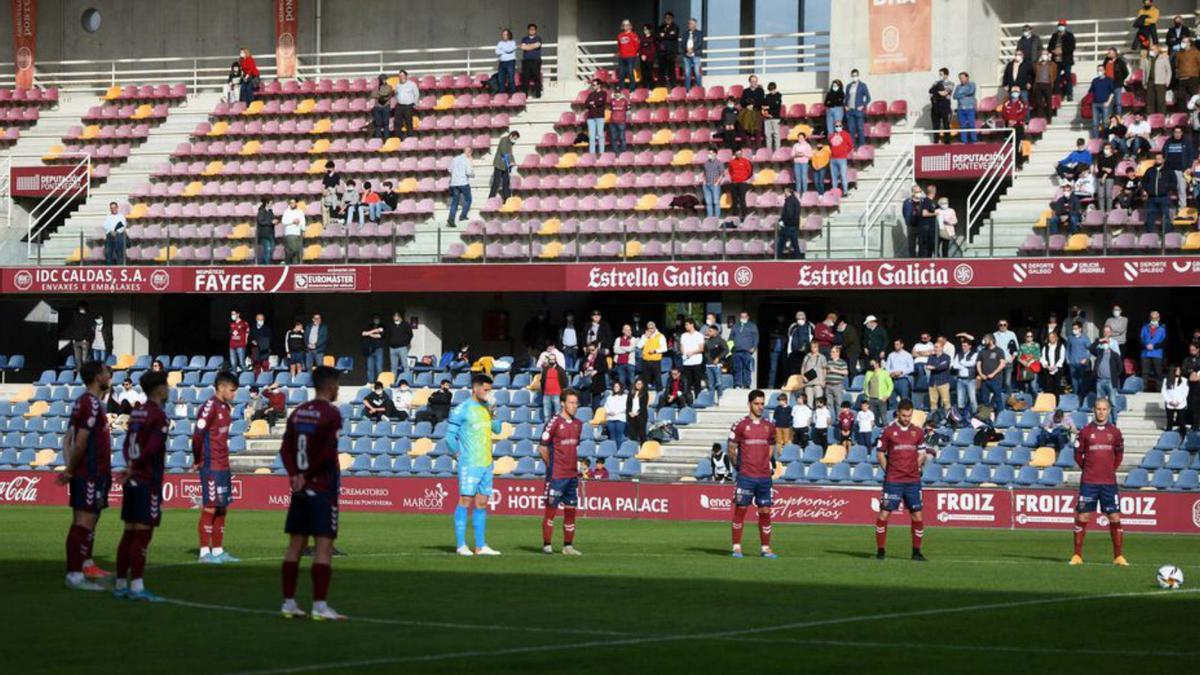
[1175,469,1199,490]
[432,455,455,475]
[1038,466,1065,486]
[994,410,1016,429]
[851,462,877,483]
[1165,449,1191,471]
[804,463,829,482]
[1054,447,1076,468]
[952,428,974,446]
[512,456,535,476]
[1013,465,1039,486]
[781,462,805,482]
[617,440,640,458]
[616,458,640,477]
[934,446,958,466]
[351,437,373,455]
[999,428,1021,447]
[828,462,852,482]
[1123,467,1149,488]
[983,446,1007,465]
[1007,446,1031,466]
[1016,411,1041,429]
[392,456,413,475]
[1140,449,1165,470]
[411,455,434,474]
[370,455,393,473]
[921,463,942,484]
[779,444,801,463]
[1150,468,1175,489]
[493,440,513,457]
[595,440,616,458]
[847,445,869,463]
[943,464,967,485]
[675,407,697,425]
[960,445,983,465]
[965,464,991,485]
[801,444,823,463]
[1154,431,1182,451]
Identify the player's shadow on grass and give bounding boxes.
[999,553,1063,563]
[824,550,876,560]
[684,547,735,556]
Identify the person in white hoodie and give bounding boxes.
[1162,364,1190,433]
[1040,331,1067,396]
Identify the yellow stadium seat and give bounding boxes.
[80,125,100,139]
[42,144,64,161]
[493,456,517,475]
[720,192,732,208]
[409,437,435,457]
[646,87,668,103]
[112,354,136,370]
[1183,232,1200,250]
[126,203,149,219]
[182,181,203,197]
[310,118,332,134]
[495,422,514,441]
[787,124,814,141]
[1135,159,1153,177]
[32,449,57,467]
[670,149,694,166]
[1020,139,1032,157]
[386,76,400,87]
[202,160,225,176]
[461,242,484,259]
[595,173,618,189]
[103,85,122,100]
[434,94,456,110]
[498,196,524,213]
[1033,208,1053,230]
[154,246,178,263]
[131,104,153,119]
[323,355,336,367]
[242,100,265,115]
[910,410,927,428]
[556,152,578,169]
[65,248,83,264]
[634,194,658,211]
[623,240,642,258]
[649,128,673,145]
[229,222,253,239]
[680,475,697,483]
[635,441,663,461]
[304,221,324,238]
[302,244,323,261]
[1064,234,1089,252]
[376,372,395,388]
[528,374,542,391]
[25,400,49,418]
[537,217,562,235]
[295,98,317,114]
[773,462,786,480]
[254,467,272,475]
[1032,393,1056,413]
[590,407,607,426]
[207,121,230,136]
[1173,207,1197,226]
[1030,446,1056,468]
[411,115,421,129]
[338,453,354,471]
[305,159,326,174]
[309,138,331,154]
[410,388,432,407]
[538,241,563,259]
[166,371,183,387]
[8,385,34,404]
[396,177,418,193]
[245,419,271,438]
[238,140,261,156]
[821,444,847,465]
[753,168,777,186]
[782,374,804,392]
[226,245,250,262]
[378,137,401,152]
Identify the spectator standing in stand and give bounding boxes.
[953,72,978,143]
[1163,126,1194,209]
[777,186,802,259]
[612,324,637,389]
[791,130,812,194]
[489,130,519,201]
[66,302,91,370]
[702,147,723,219]
[447,147,474,228]
[1001,49,1033,106]
[739,76,765,146]
[729,312,759,389]
[1162,365,1189,433]
[704,324,728,396]
[1134,1,1160,51]
[369,74,394,140]
[902,184,934,258]
[320,161,340,227]
[1142,152,1174,234]
[929,68,954,143]
[1049,20,1076,101]
[828,119,853,195]
[495,29,518,95]
[1175,35,1200,103]
[810,138,830,195]
[719,96,739,148]
[1166,14,1192,56]
[388,311,413,378]
[724,148,753,223]
[657,12,681,88]
[1147,44,1171,116]
[638,322,667,389]
[102,201,127,265]
[237,47,259,104]
[255,198,275,264]
[844,69,870,147]
[762,82,783,152]
[228,310,249,373]
[615,20,640,92]
[1032,50,1058,121]
[682,18,704,90]
[1001,87,1030,168]
[360,315,385,385]
[638,24,657,88]
[1103,47,1130,115]
[584,79,609,156]
[281,199,305,264]
[250,313,272,376]
[1095,142,1120,213]
[1140,310,1167,390]
[284,321,305,377]
[678,319,706,398]
[520,24,543,98]
[1016,24,1043,71]
[609,89,630,154]
[823,78,845,135]
[392,70,419,140]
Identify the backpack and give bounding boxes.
[485,73,500,94]
[647,421,679,443]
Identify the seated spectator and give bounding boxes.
[709,443,733,483]
[1050,184,1082,235]
[417,380,453,424]
[1036,410,1076,450]
[238,47,260,104]
[591,457,611,480]
[448,342,472,372]
[1073,166,1096,204]
[247,384,285,427]
[391,380,413,421]
[361,381,394,422]
[112,379,146,415]
[360,182,382,223]
[791,393,812,447]
[1126,112,1152,158]
[373,181,397,221]
[1055,138,1092,182]
[854,399,876,448]
[1116,166,1143,213]
[224,61,243,104]
[1100,114,1128,156]
[656,367,692,410]
[772,392,793,453]
[342,179,362,225]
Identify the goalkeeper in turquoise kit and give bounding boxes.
[447,374,503,556]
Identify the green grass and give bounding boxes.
[3,507,1198,674]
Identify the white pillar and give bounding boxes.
[557,0,579,84]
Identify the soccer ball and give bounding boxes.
[1156,565,1184,590]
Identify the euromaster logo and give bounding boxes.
[294,269,359,291]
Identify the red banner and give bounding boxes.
[869,0,931,75]
[9,165,87,198]
[10,0,36,89]
[3,258,1200,294]
[3,472,1198,535]
[274,0,298,79]
[914,143,1013,180]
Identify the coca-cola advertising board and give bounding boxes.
[3,472,1198,535]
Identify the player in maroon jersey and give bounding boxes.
[873,399,930,562]
[113,371,170,602]
[1070,398,1128,566]
[279,366,346,620]
[58,361,114,590]
[728,389,778,559]
[192,371,239,563]
[538,389,585,555]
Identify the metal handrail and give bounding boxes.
[577,31,831,77]
[27,155,91,258]
[997,14,1196,64]
[965,128,1016,245]
[857,149,914,256]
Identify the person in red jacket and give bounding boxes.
[229,309,249,373]
[238,47,260,105]
[1001,86,1030,167]
[827,121,854,194]
[723,149,754,223]
[615,20,640,92]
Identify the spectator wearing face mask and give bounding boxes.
[361,314,386,385]
[1103,305,1128,349]
[1016,25,1043,70]
[1163,126,1195,210]
[952,72,977,143]
[901,184,936,258]
[790,131,813,195]
[810,139,831,196]
[1065,321,1093,397]
[1140,310,1168,390]
[1175,34,1200,103]
[929,68,954,143]
[762,82,783,151]
[934,197,957,257]
[1088,65,1116,139]
[1050,183,1082,235]
[1049,21,1076,100]
[250,313,272,376]
[823,79,845,136]
[1001,49,1033,106]
[844,69,870,146]
[228,310,249,373]
[702,147,724,219]
[719,96,739,149]
[827,120,854,195]
[1001,87,1029,168]
[1102,47,1129,115]
[1147,44,1172,116]
[1095,143,1120,212]
[1141,152,1174,235]
[1032,50,1058,120]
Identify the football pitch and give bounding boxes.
[3,507,1197,674]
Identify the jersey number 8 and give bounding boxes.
[296,434,309,470]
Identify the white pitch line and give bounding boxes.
[723,636,1198,659]
[220,587,1200,675]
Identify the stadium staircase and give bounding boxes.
[643,387,751,480]
[37,91,224,263]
